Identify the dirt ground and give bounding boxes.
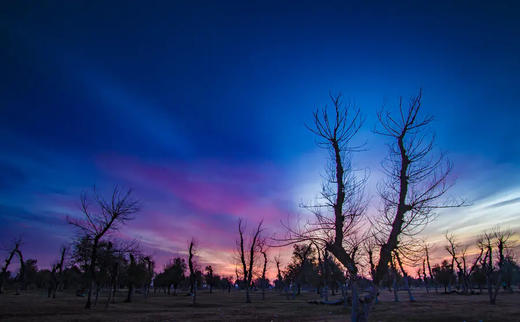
[0,288,519,321]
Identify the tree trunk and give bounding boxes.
[126,283,133,302]
[351,281,359,322]
[342,284,348,309]
[393,274,399,302]
[246,285,251,303]
[487,276,494,304]
[94,285,100,306]
[85,239,98,309]
[111,282,117,303]
[395,251,415,302]
[105,284,112,308]
[403,276,415,302]
[323,285,329,301]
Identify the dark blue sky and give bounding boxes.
[1,1,519,271]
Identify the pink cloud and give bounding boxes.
[92,155,295,277]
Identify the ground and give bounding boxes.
[1,288,519,321]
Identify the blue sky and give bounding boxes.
[1,1,519,273]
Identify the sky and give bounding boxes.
[1,1,520,277]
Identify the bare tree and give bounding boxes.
[0,238,22,294]
[67,186,139,309]
[260,249,267,300]
[205,265,214,294]
[14,247,25,294]
[48,246,68,298]
[125,253,137,303]
[389,254,400,302]
[421,258,429,294]
[237,218,264,303]
[393,250,415,302]
[424,242,437,293]
[478,227,515,304]
[362,238,378,283]
[444,232,483,294]
[312,242,329,301]
[143,256,155,298]
[494,229,514,271]
[280,94,367,321]
[372,90,461,290]
[276,91,459,321]
[273,255,284,293]
[106,253,121,306]
[188,239,197,305]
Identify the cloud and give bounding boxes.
[0,204,66,228]
[91,154,294,276]
[483,196,520,209]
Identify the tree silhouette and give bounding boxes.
[444,232,483,294]
[164,257,186,296]
[67,186,139,309]
[280,94,367,321]
[432,260,454,293]
[205,265,214,294]
[237,218,264,303]
[48,246,67,298]
[0,239,22,294]
[260,249,268,300]
[478,227,516,304]
[188,239,197,305]
[372,90,461,294]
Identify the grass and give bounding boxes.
[0,288,519,321]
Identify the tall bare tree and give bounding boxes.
[372,90,460,290]
[237,218,264,303]
[67,186,139,309]
[280,94,367,321]
[278,91,459,320]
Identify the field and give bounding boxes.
[1,288,519,322]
